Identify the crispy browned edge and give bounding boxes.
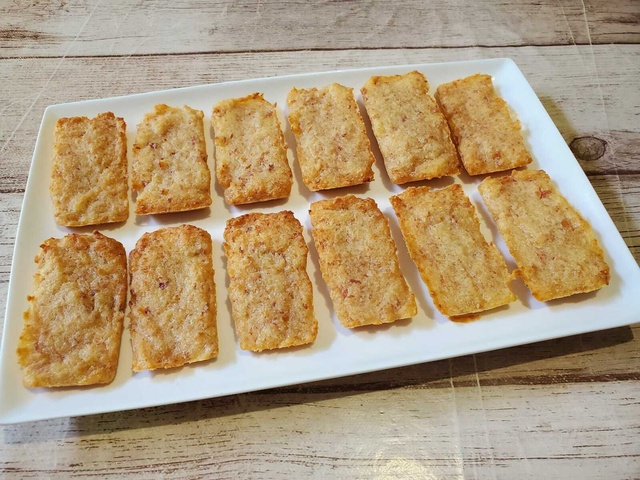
[390,183,516,316]
[51,112,129,226]
[128,224,218,371]
[212,92,293,205]
[478,169,611,301]
[286,83,375,191]
[360,71,461,183]
[309,194,417,328]
[132,104,212,215]
[223,210,318,351]
[17,231,127,387]
[435,73,533,175]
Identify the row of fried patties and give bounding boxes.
[51,72,532,227]
[19,174,610,388]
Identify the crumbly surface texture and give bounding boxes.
[390,184,516,317]
[287,83,375,191]
[212,93,293,205]
[17,232,127,387]
[223,211,317,351]
[361,71,460,184]
[132,104,212,214]
[478,169,610,301]
[436,74,532,175]
[51,112,129,226]
[128,225,218,371]
[309,195,417,328]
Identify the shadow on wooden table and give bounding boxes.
[3,325,635,443]
[538,95,578,143]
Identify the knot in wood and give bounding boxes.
[569,136,607,161]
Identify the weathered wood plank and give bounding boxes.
[586,0,640,43]
[1,381,638,479]
[1,0,639,58]
[1,38,639,480]
[537,44,640,176]
[589,174,640,259]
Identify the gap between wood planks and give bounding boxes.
[262,372,640,394]
[2,40,640,61]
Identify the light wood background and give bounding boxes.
[1,1,639,478]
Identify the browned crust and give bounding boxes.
[212,93,293,204]
[390,184,516,317]
[128,225,218,371]
[51,112,129,226]
[478,169,610,301]
[287,83,375,191]
[223,211,318,351]
[17,232,127,387]
[309,195,417,328]
[361,71,460,183]
[436,74,533,175]
[132,104,212,215]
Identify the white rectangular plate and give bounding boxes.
[2,58,639,424]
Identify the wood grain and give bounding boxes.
[1,381,638,478]
[1,1,639,478]
[1,0,639,58]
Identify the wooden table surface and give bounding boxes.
[1,1,639,478]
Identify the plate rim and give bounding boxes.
[1,57,639,424]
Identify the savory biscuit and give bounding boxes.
[361,71,460,183]
[436,74,532,175]
[17,232,127,387]
[51,112,128,226]
[390,184,516,317]
[132,104,212,214]
[128,225,218,371]
[287,83,375,190]
[224,211,317,351]
[309,195,417,328]
[212,93,293,205]
[478,169,610,301]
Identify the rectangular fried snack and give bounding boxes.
[128,225,218,371]
[436,74,533,175]
[224,211,317,351]
[212,93,293,205]
[287,83,375,191]
[309,195,417,328]
[17,232,127,387]
[361,71,460,184]
[390,184,516,317]
[478,169,610,301]
[51,112,128,226]
[132,104,212,214]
